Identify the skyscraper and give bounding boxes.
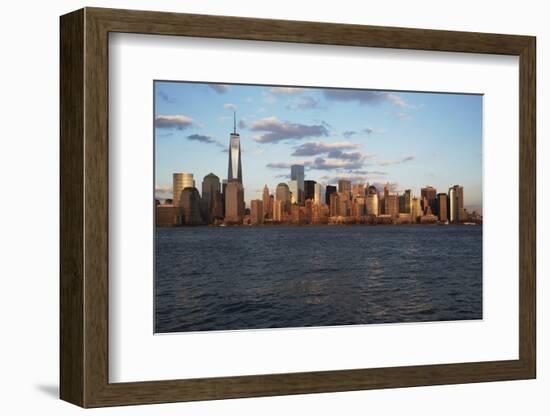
[366,193,379,216]
[262,185,271,219]
[276,182,291,214]
[250,200,264,225]
[325,185,337,205]
[304,180,316,202]
[172,172,194,206]
[437,193,448,222]
[421,186,437,215]
[224,179,244,224]
[290,164,305,204]
[399,189,412,213]
[314,183,323,205]
[201,173,222,223]
[288,180,299,204]
[227,112,242,183]
[384,194,399,218]
[449,185,464,223]
[179,187,203,225]
[352,183,365,197]
[338,179,352,197]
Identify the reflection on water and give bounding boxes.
[155,225,482,333]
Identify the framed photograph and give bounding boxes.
[60,7,536,408]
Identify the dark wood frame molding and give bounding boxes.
[60,7,536,408]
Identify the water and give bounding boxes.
[155,225,482,333]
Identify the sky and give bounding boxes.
[154,81,483,211]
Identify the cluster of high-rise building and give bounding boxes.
[155,116,482,227]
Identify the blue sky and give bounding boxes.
[154,81,482,211]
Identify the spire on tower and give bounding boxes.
[233,111,236,134]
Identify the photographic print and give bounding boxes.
[154,81,483,333]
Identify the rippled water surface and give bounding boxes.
[155,225,482,333]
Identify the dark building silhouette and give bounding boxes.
[304,180,316,202]
[201,173,222,223]
[421,186,437,215]
[325,185,337,205]
[179,187,203,225]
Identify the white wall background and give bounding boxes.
[0,0,545,414]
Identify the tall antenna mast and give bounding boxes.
[233,111,236,134]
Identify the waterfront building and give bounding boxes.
[338,192,350,217]
[399,189,412,213]
[269,195,274,218]
[288,180,299,205]
[325,185,337,205]
[352,183,366,197]
[314,183,324,205]
[329,192,339,217]
[291,204,303,224]
[304,180,316,202]
[224,179,245,224]
[201,173,222,223]
[421,185,437,215]
[304,199,314,223]
[155,204,181,227]
[366,193,379,216]
[290,164,305,204]
[353,196,367,217]
[262,185,272,219]
[448,185,465,223]
[179,187,203,225]
[250,200,264,225]
[275,182,291,214]
[338,179,352,197]
[227,112,243,183]
[437,192,448,222]
[273,199,283,222]
[172,172,194,206]
[411,196,422,222]
[385,194,399,218]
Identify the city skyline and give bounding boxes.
[155,81,483,212]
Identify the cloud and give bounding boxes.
[377,155,415,166]
[320,172,388,184]
[155,115,193,130]
[372,182,401,193]
[157,91,176,103]
[251,117,329,143]
[326,150,364,161]
[155,184,173,197]
[342,127,381,138]
[286,96,324,110]
[187,134,216,144]
[270,87,304,94]
[323,89,411,108]
[291,141,360,157]
[352,170,388,176]
[309,157,364,170]
[208,84,229,94]
[238,119,247,129]
[266,161,312,169]
[396,112,413,120]
[224,103,236,110]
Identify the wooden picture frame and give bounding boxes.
[60,7,536,408]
